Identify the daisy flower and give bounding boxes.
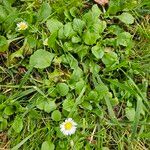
[60,118,77,136]
[43,38,48,46]
[17,21,28,31]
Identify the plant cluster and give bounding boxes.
[0,0,150,149]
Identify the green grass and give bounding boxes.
[0,0,150,149]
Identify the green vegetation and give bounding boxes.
[0,0,150,149]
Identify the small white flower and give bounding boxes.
[17,21,28,31]
[43,38,48,46]
[60,118,77,136]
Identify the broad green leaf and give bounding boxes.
[70,7,79,17]
[83,31,99,45]
[0,36,9,52]
[37,2,52,22]
[73,18,85,35]
[3,0,16,5]
[125,107,135,121]
[12,116,23,133]
[92,45,104,59]
[48,31,58,49]
[0,117,7,131]
[4,106,15,115]
[64,22,76,38]
[117,32,132,46]
[74,45,89,59]
[70,67,83,83]
[102,51,119,67]
[64,9,72,21]
[37,99,57,113]
[95,84,109,99]
[98,21,107,33]
[107,0,121,15]
[63,42,74,51]
[61,54,78,69]
[44,101,57,113]
[10,49,23,62]
[41,141,55,150]
[46,19,63,33]
[117,12,134,24]
[108,25,124,35]
[56,83,69,96]
[0,5,8,22]
[83,4,101,26]
[87,91,98,101]
[58,27,65,40]
[63,99,75,112]
[71,36,81,43]
[89,60,100,74]
[75,80,85,95]
[48,87,58,98]
[81,101,92,110]
[29,49,55,69]
[91,4,102,18]
[51,110,61,121]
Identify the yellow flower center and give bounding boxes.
[64,122,73,130]
[19,23,27,30]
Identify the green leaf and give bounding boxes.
[95,84,109,99]
[125,107,135,121]
[0,36,9,52]
[29,49,55,69]
[58,27,65,40]
[83,4,101,26]
[56,83,69,96]
[46,19,63,33]
[48,87,58,98]
[73,18,85,35]
[4,106,15,115]
[64,22,76,38]
[64,9,72,21]
[98,21,107,34]
[63,42,74,51]
[41,141,55,150]
[108,25,124,35]
[48,31,58,49]
[83,31,99,45]
[63,99,75,112]
[91,4,102,18]
[81,101,92,110]
[71,36,81,43]
[92,45,104,59]
[51,110,61,121]
[37,99,57,113]
[87,91,98,101]
[44,101,57,113]
[37,2,52,22]
[10,49,23,62]
[0,5,8,23]
[12,116,23,133]
[75,80,85,95]
[0,117,7,131]
[70,67,83,83]
[102,51,119,67]
[117,32,132,46]
[107,0,121,15]
[61,54,78,69]
[70,7,79,18]
[117,12,134,24]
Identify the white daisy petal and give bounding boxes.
[60,118,77,136]
[17,21,28,31]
